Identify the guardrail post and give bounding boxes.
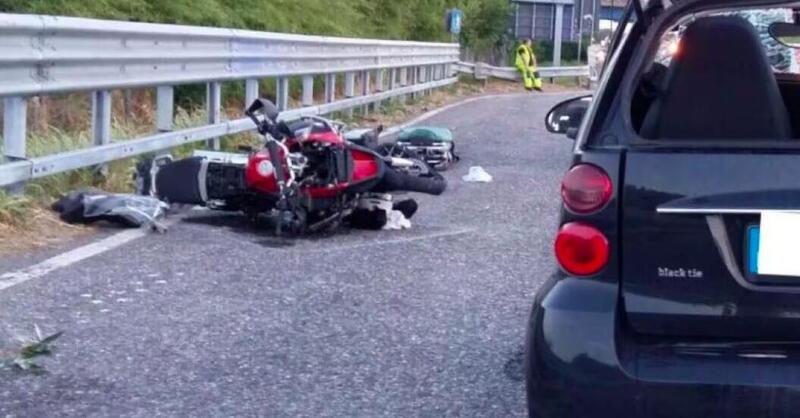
[302,76,314,107]
[373,70,384,113]
[390,69,398,90]
[245,79,259,109]
[399,67,408,104]
[207,82,222,150]
[276,77,289,111]
[92,90,111,175]
[325,73,336,103]
[360,70,371,115]
[3,97,26,162]
[344,72,356,117]
[411,66,420,100]
[157,86,174,132]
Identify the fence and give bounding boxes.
[0,13,460,187]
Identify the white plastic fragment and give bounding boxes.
[383,210,412,230]
[462,166,493,183]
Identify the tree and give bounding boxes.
[459,0,512,62]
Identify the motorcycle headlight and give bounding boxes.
[256,160,274,177]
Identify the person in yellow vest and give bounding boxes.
[516,39,543,92]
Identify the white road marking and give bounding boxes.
[310,227,477,253]
[0,227,158,291]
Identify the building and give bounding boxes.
[509,0,626,43]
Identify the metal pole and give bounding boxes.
[360,70,371,115]
[3,97,26,162]
[157,86,174,132]
[554,4,564,67]
[276,77,289,111]
[92,90,111,147]
[577,11,583,64]
[245,79,259,110]
[344,72,356,117]
[325,74,336,103]
[302,75,314,107]
[207,82,221,150]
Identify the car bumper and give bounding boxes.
[525,275,800,418]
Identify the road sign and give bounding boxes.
[447,9,463,35]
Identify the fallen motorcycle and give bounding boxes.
[153,99,446,234]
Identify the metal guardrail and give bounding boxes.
[0,13,460,187]
[454,61,590,81]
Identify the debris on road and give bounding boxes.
[345,195,417,231]
[383,209,412,230]
[52,189,169,232]
[0,326,62,374]
[462,166,493,183]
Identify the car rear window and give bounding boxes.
[629,7,800,143]
[654,9,798,73]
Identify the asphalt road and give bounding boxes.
[0,92,578,418]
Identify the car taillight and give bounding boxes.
[561,164,612,214]
[555,222,609,276]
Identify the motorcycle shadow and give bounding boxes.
[180,211,359,248]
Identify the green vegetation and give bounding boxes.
[0,0,509,47]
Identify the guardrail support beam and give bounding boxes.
[92,90,112,175]
[553,4,564,67]
[157,86,174,132]
[3,97,27,161]
[276,77,289,111]
[360,71,371,115]
[399,67,409,104]
[375,70,385,92]
[207,82,222,150]
[302,76,314,107]
[325,74,336,103]
[344,72,356,117]
[92,90,112,146]
[245,79,259,109]
[411,66,420,100]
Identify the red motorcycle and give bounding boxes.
[154,99,446,233]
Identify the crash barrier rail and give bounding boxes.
[454,62,590,82]
[0,13,460,188]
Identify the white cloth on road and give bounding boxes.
[383,210,411,230]
[462,166,493,183]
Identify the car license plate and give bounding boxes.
[754,212,800,277]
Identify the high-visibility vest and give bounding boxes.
[516,44,536,72]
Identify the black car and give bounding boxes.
[527,1,800,417]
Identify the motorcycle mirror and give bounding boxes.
[377,125,385,134]
[246,98,280,121]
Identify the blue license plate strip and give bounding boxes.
[747,225,760,275]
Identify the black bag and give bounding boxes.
[52,189,169,229]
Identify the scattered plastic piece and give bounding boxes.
[383,210,412,230]
[462,166,493,183]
